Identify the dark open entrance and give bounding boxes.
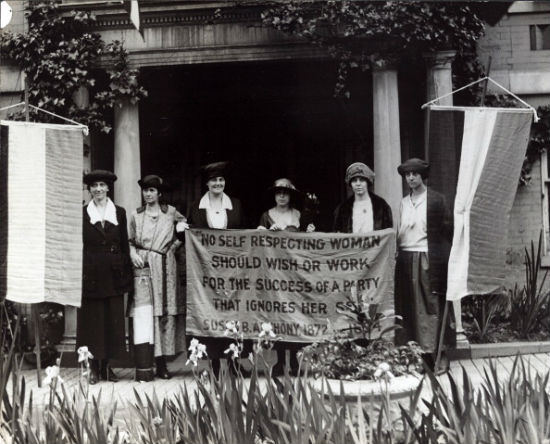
[139,60,374,231]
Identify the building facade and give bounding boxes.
[1,1,549,350]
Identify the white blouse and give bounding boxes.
[352,196,373,234]
[398,191,428,252]
[198,192,233,229]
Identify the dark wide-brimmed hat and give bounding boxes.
[397,158,429,177]
[345,162,375,185]
[201,161,230,182]
[138,174,166,191]
[83,169,117,186]
[269,178,300,195]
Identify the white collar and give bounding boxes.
[408,189,427,206]
[87,198,118,226]
[198,192,233,211]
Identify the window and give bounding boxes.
[530,24,550,50]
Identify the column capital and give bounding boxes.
[422,50,457,69]
[369,53,400,71]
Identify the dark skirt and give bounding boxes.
[394,250,441,353]
[77,295,126,361]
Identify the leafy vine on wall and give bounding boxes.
[0,1,147,133]
[261,0,485,98]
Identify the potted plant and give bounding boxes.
[300,288,424,428]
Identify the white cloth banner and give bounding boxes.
[0,121,83,306]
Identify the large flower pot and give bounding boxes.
[310,374,422,430]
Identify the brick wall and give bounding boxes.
[478,11,550,72]
[476,6,550,291]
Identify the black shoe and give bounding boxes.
[89,359,99,385]
[156,356,171,380]
[101,362,119,382]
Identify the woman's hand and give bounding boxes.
[269,223,283,231]
[175,221,189,232]
[257,225,267,230]
[306,223,316,233]
[131,251,144,268]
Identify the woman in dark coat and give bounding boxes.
[394,158,453,372]
[186,161,246,376]
[333,162,393,233]
[77,170,133,384]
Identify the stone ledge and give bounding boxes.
[448,341,550,360]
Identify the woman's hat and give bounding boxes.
[269,178,299,195]
[83,169,117,185]
[397,158,429,177]
[345,162,375,184]
[138,174,166,191]
[201,161,229,181]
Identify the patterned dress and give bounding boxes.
[129,205,186,357]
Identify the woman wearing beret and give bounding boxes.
[333,162,393,233]
[257,178,314,375]
[395,158,453,373]
[129,175,188,381]
[78,170,133,384]
[186,161,246,376]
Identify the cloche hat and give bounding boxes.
[138,174,166,191]
[397,158,429,178]
[345,162,375,185]
[83,169,117,185]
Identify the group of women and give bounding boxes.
[78,157,451,382]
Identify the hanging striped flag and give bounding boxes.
[427,106,534,301]
[0,121,83,307]
[122,0,143,37]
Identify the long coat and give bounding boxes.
[332,192,393,232]
[82,205,133,299]
[129,204,185,316]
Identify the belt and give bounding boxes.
[135,240,176,315]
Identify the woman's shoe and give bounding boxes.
[155,356,171,380]
[135,343,155,382]
[100,361,119,382]
[89,359,100,385]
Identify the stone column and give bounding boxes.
[424,50,468,348]
[423,50,456,107]
[114,98,141,220]
[372,62,402,225]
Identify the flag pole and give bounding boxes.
[434,298,449,375]
[480,56,492,106]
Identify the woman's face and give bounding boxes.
[207,176,225,195]
[350,177,368,197]
[90,181,109,202]
[142,186,160,205]
[275,190,290,207]
[405,171,424,190]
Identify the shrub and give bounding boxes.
[510,232,550,339]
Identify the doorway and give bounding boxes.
[139,60,374,231]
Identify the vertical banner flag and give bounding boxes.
[427,106,533,301]
[0,121,83,306]
[186,228,395,342]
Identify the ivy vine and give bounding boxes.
[0,1,147,133]
[261,1,485,98]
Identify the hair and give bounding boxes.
[273,188,298,209]
[86,180,112,192]
[404,170,428,180]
